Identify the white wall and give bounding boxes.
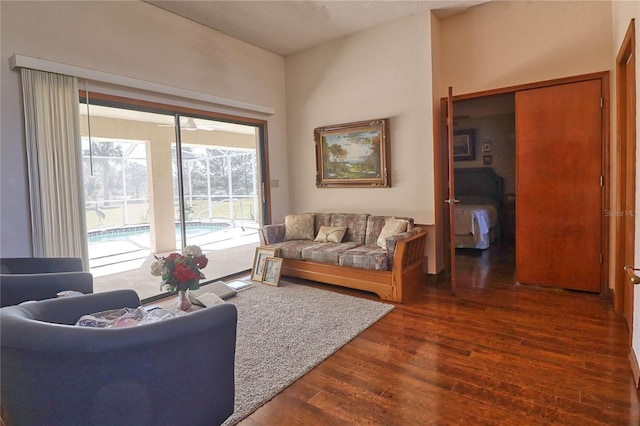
[285,13,437,271]
[0,1,289,256]
[611,0,640,373]
[440,0,613,95]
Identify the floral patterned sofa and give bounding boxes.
[259,213,427,303]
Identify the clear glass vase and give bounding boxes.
[177,289,192,311]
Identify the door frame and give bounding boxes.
[435,71,610,294]
[614,19,636,318]
[614,19,638,386]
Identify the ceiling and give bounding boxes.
[145,0,489,56]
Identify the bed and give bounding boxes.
[453,167,504,249]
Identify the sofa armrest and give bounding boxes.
[389,227,427,269]
[384,227,422,259]
[259,223,286,245]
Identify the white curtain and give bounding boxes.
[21,68,89,268]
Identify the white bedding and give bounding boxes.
[454,204,499,245]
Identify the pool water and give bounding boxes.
[88,222,232,243]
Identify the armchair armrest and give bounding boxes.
[0,271,94,308]
[259,223,286,245]
[11,289,140,326]
[0,257,84,273]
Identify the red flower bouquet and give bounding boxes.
[150,245,208,293]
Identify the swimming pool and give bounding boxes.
[87,221,233,243]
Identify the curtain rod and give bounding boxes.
[10,54,275,116]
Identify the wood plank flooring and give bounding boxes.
[239,241,640,425]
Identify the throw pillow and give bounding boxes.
[284,213,315,240]
[314,226,347,243]
[376,217,409,249]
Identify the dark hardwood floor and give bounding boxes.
[240,240,640,425]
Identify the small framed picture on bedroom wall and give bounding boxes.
[453,129,475,161]
[483,155,492,166]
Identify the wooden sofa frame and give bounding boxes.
[259,228,427,303]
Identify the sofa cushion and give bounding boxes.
[284,213,315,241]
[365,216,388,246]
[376,218,409,249]
[365,216,415,246]
[330,213,368,244]
[339,245,389,271]
[302,242,359,265]
[314,213,332,235]
[314,226,347,243]
[268,240,319,260]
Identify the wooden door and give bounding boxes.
[515,79,603,292]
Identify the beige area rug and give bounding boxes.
[222,280,394,425]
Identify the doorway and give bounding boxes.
[452,93,516,281]
[440,72,609,294]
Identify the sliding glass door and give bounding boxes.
[174,116,259,238]
[80,95,267,301]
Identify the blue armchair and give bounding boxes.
[0,257,92,307]
[0,290,237,426]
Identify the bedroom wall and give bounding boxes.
[453,113,516,195]
[0,1,288,257]
[285,13,437,272]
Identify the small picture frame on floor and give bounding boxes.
[251,246,279,281]
[261,257,283,286]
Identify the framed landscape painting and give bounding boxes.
[314,118,391,188]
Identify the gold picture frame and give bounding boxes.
[251,246,279,281]
[314,118,391,188]
[261,257,283,286]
